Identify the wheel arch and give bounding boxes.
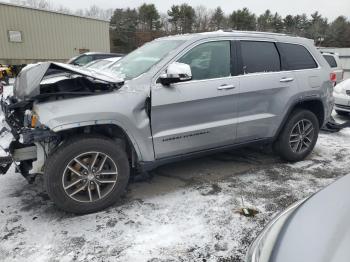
[54,122,142,167]
[274,98,325,140]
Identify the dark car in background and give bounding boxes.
[68,52,124,66]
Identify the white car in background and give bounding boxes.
[321,51,344,84]
[333,78,350,115]
[84,56,122,70]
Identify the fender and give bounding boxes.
[32,91,155,162]
[51,119,144,161]
[273,96,326,141]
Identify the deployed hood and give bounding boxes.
[14,62,124,100]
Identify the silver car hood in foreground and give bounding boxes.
[13,62,124,100]
[254,173,350,262]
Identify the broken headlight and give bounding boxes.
[24,109,41,128]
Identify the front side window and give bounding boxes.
[278,43,318,70]
[177,41,231,80]
[107,40,185,80]
[323,55,337,68]
[240,41,280,74]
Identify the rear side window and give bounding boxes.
[278,43,318,70]
[240,41,280,74]
[323,55,337,68]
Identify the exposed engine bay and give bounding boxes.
[0,62,125,181]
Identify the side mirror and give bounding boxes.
[160,62,192,86]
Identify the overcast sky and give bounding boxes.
[3,0,350,21]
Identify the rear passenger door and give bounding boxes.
[277,42,321,91]
[236,40,298,142]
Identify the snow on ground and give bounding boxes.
[0,81,350,261]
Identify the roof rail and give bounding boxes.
[223,30,293,37]
[319,50,336,55]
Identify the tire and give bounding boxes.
[45,135,130,214]
[335,110,349,116]
[274,109,319,162]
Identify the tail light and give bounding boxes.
[330,72,337,85]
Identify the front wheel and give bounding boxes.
[274,109,319,162]
[45,136,130,214]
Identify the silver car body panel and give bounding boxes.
[150,34,332,159]
[28,31,332,163]
[270,174,350,262]
[33,82,154,161]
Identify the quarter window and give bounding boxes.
[240,41,280,74]
[278,43,318,70]
[178,41,231,80]
[323,55,337,68]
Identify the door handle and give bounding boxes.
[217,84,235,90]
[280,77,294,83]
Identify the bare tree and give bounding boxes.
[25,0,52,10]
[57,5,71,14]
[194,5,212,32]
[9,0,27,5]
[75,9,84,16]
[160,13,172,33]
[85,5,102,18]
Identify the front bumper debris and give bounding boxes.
[0,125,14,174]
[0,156,13,173]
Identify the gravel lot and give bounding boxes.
[0,83,349,262]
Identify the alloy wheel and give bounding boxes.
[289,119,314,153]
[62,151,118,203]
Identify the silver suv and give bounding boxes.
[0,31,334,213]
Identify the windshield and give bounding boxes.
[106,40,185,80]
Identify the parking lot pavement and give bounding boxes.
[0,121,349,262]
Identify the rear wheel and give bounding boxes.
[335,110,349,116]
[274,109,319,162]
[45,136,129,214]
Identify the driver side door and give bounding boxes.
[151,40,240,159]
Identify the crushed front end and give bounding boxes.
[0,96,59,182]
[0,62,124,182]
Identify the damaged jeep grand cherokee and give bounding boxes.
[0,31,333,214]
